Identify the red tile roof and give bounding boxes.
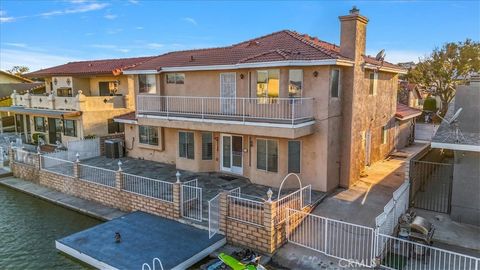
[127,30,352,71]
[26,56,155,77]
[396,103,422,120]
[363,55,404,70]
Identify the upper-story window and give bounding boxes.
[257,69,279,101]
[99,81,118,96]
[166,73,185,84]
[139,74,157,94]
[330,69,341,98]
[57,87,73,97]
[369,71,378,95]
[288,69,303,98]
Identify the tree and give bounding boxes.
[6,66,30,76]
[407,39,480,116]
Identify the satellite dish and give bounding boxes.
[436,107,465,143]
[448,108,463,124]
[375,49,386,61]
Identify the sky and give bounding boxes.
[0,0,479,71]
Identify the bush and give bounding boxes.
[32,133,46,145]
[423,97,437,112]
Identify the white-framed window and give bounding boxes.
[330,69,341,98]
[166,73,185,84]
[139,125,158,145]
[381,125,388,144]
[138,74,157,94]
[288,140,301,173]
[63,120,77,137]
[369,71,378,95]
[34,116,46,132]
[257,139,278,173]
[201,132,213,160]
[288,69,303,98]
[179,131,194,159]
[256,69,280,101]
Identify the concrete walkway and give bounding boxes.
[0,176,125,221]
[311,143,428,227]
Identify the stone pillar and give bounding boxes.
[73,161,80,179]
[115,170,123,191]
[263,200,276,254]
[173,182,182,219]
[219,191,228,234]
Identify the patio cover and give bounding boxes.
[0,106,81,118]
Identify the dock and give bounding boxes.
[56,211,226,270]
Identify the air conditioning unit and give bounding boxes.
[105,139,124,159]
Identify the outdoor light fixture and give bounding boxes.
[240,74,244,79]
[313,71,319,77]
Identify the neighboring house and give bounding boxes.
[0,70,33,84]
[0,71,45,133]
[398,81,423,109]
[397,61,416,70]
[430,75,480,226]
[395,103,422,149]
[114,8,406,191]
[0,57,153,145]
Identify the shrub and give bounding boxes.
[423,97,437,112]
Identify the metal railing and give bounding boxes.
[181,179,202,222]
[410,160,453,213]
[12,148,37,166]
[275,185,312,224]
[122,173,173,202]
[40,155,75,177]
[376,233,479,270]
[208,193,221,239]
[287,209,375,268]
[137,96,314,125]
[78,164,116,187]
[227,195,264,226]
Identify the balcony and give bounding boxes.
[11,91,128,111]
[137,96,314,126]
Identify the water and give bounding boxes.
[0,185,101,269]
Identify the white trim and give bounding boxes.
[113,118,137,124]
[123,59,354,74]
[431,142,480,152]
[329,68,341,99]
[171,238,227,270]
[55,241,118,270]
[138,113,315,128]
[124,69,158,74]
[220,134,243,174]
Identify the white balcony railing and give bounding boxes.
[137,96,314,125]
[11,91,127,111]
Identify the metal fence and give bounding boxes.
[122,173,174,202]
[181,179,202,222]
[287,209,480,269]
[137,96,314,125]
[227,194,264,226]
[376,233,479,270]
[40,155,75,177]
[275,185,312,224]
[287,209,375,268]
[12,148,37,166]
[208,193,221,239]
[78,164,116,187]
[410,160,453,213]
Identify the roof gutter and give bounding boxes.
[364,63,407,74]
[123,59,354,74]
[431,141,480,152]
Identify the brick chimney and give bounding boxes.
[339,6,369,61]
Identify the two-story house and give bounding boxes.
[114,8,406,191]
[0,57,152,145]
